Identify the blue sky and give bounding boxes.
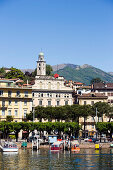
[0,0,113,72]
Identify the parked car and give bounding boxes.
[84,137,92,142]
[92,138,99,143]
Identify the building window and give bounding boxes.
[15,100,18,105]
[48,101,51,106]
[65,101,68,105]
[0,90,3,96]
[24,101,27,106]
[56,94,60,98]
[16,91,20,97]
[39,82,42,89]
[91,101,94,105]
[47,93,52,97]
[9,100,12,105]
[57,101,60,106]
[92,125,94,129]
[99,117,102,122]
[8,110,11,116]
[32,93,34,97]
[8,91,12,97]
[48,82,51,89]
[24,110,27,118]
[41,93,43,97]
[39,100,42,106]
[57,82,60,90]
[8,83,11,87]
[15,110,18,116]
[24,91,28,97]
[2,101,5,107]
[2,109,5,116]
[78,91,81,95]
[91,117,94,122]
[84,101,87,105]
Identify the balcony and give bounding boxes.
[0,104,8,110]
[15,94,21,98]
[24,95,28,98]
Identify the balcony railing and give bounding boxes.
[0,105,8,110]
[24,95,28,98]
[16,94,21,97]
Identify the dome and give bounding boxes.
[39,52,44,56]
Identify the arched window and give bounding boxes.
[40,82,42,89]
[57,82,60,90]
[48,82,51,89]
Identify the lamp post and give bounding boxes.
[96,107,98,141]
[32,103,35,137]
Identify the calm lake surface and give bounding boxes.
[0,148,113,170]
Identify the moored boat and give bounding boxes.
[110,143,113,148]
[0,141,18,152]
[51,141,63,151]
[71,141,80,152]
[71,145,80,152]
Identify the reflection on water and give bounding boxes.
[0,148,113,170]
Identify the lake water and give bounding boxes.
[0,148,113,170]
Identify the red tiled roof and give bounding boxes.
[78,92,108,99]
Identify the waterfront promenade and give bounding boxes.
[16,141,112,149]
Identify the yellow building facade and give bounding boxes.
[78,93,108,137]
[0,79,32,122]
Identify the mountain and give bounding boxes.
[52,64,79,72]
[52,64,113,85]
[21,69,34,74]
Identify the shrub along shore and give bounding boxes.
[0,121,113,141]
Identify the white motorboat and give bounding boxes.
[0,141,18,152]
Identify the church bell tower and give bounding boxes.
[37,52,46,76]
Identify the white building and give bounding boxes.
[32,52,74,107]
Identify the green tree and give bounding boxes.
[71,104,81,122]
[0,67,6,76]
[13,122,22,142]
[31,68,37,77]
[5,67,25,79]
[6,116,13,122]
[46,64,53,76]
[0,122,14,139]
[79,105,92,138]
[26,111,33,121]
[35,106,46,122]
[92,102,110,122]
[91,77,103,84]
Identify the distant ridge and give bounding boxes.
[52,64,113,85]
